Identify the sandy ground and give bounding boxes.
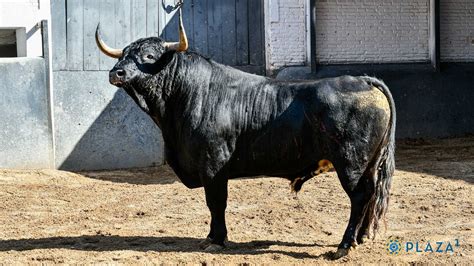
[0,137,472,264]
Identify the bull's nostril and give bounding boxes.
[116,69,125,77]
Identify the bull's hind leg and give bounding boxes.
[201,177,228,252]
[356,208,371,244]
[333,168,372,259]
[356,176,375,244]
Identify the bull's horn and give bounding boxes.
[95,23,123,58]
[164,9,189,52]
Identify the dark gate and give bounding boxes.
[164,0,265,74]
[51,0,265,74]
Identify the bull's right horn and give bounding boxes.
[95,23,123,58]
[164,9,189,52]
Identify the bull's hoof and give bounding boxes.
[204,244,225,252]
[333,248,350,259]
[359,234,369,244]
[199,237,212,249]
[351,241,358,248]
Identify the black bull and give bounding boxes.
[97,36,396,258]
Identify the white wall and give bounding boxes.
[264,0,432,70]
[440,0,474,62]
[0,0,50,57]
[315,0,430,64]
[265,0,308,72]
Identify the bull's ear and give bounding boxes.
[163,9,188,52]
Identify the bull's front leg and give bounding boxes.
[200,177,228,251]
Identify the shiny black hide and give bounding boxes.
[107,37,396,257]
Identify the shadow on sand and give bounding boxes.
[79,166,179,185]
[0,235,337,260]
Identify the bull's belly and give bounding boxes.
[235,161,317,179]
[230,142,321,178]
[229,118,322,178]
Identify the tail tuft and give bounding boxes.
[290,177,304,193]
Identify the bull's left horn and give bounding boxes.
[164,9,189,52]
[95,24,123,58]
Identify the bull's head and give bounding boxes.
[95,9,188,88]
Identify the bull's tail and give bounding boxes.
[359,76,396,238]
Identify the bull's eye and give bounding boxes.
[146,54,154,60]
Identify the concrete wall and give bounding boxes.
[49,0,166,171]
[0,58,53,168]
[53,71,163,171]
[440,0,474,62]
[265,0,308,72]
[0,58,163,172]
[315,0,430,64]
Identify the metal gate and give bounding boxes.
[51,0,265,74]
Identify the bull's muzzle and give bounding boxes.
[109,68,126,87]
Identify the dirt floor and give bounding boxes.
[0,137,472,264]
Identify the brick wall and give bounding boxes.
[266,0,308,71]
[440,0,474,62]
[315,0,430,64]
